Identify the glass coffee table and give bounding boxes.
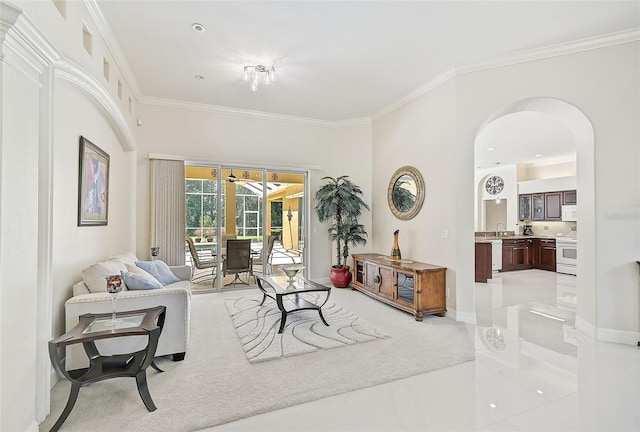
[256,272,331,334]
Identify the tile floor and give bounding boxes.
[204,270,640,431]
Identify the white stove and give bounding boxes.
[556,237,577,275]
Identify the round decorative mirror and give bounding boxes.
[387,166,425,220]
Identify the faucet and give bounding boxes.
[495,222,506,236]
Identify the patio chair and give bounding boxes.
[185,236,217,284]
[251,235,277,276]
[222,239,252,286]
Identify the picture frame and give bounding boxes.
[77,136,109,226]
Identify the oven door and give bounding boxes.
[556,242,577,275]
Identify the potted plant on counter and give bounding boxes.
[314,175,370,287]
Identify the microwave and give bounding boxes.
[562,205,577,222]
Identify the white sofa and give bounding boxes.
[64,252,192,371]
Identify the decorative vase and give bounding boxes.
[330,266,352,288]
[390,229,401,260]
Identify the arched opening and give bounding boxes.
[473,97,595,330]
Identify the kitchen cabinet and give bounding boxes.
[535,239,557,272]
[502,238,555,272]
[532,194,545,220]
[519,195,532,220]
[352,253,446,321]
[501,239,534,271]
[563,190,577,205]
[545,192,563,220]
[475,242,492,282]
[519,189,576,221]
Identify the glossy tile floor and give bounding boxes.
[204,270,640,431]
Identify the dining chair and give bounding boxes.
[251,235,277,276]
[185,236,217,285]
[222,239,252,286]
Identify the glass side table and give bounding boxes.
[48,306,166,432]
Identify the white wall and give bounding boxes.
[0,40,40,432]
[134,103,372,281]
[1,1,140,430]
[372,79,459,314]
[51,81,136,337]
[455,42,639,339]
[474,164,518,232]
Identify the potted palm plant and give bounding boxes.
[314,175,370,287]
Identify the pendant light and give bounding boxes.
[227,169,236,183]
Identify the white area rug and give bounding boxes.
[42,287,474,432]
[225,295,389,363]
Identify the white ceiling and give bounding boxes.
[96,1,639,123]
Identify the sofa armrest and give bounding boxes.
[64,287,191,370]
[170,265,192,281]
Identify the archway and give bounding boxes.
[474,97,595,329]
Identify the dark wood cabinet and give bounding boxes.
[536,239,557,272]
[563,190,577,205]
[475,242,492,282]
[501,239,534,271]
[503,238,555,272]
[545,192,563,220]
[519,195,532,221]
[531,194,545,220]
[519,189,576,221]
[352,253,446,321]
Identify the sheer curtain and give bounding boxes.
[150,159,185,265]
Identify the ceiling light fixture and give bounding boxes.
[243,64,275,92]
[192,23,205,33]
[195,75,205,80]
[227,169,236,183]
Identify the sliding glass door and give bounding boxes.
[184,164,306,292]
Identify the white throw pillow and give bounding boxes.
[81,260,128,293]
[135,260,180,286]
[120,270,163,290]
[110,251,139,266]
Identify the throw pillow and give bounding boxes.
[120,270,163,290]
[111,251,139,266]
[82,260,128,293]
[135,260,180,286]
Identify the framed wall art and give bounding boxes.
[77,136,109,226]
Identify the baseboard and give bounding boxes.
[597,326,640,345]
[575,316,640,345]
[452,309,477,325]
[50,365,59,389]
[575,315,596,339]
[25,420,39,432]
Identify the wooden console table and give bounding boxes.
[48,306,166,432]
[351,253,447,321]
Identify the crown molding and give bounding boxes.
[371,68,456,121]
[372,27,640,122]
[83,0,142,102]
[456,27,640,76]
[140,96,371,129]
[55,59,136,152]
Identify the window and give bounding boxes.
[185,178,224,240]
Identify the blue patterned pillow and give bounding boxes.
[120,270,163,290]
[135,260,180,285]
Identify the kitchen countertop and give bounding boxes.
[475,235,558,243]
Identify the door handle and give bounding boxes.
[373,275,381,284]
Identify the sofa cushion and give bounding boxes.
[82,260,129,293]
[111,251,139,266]
[120,270,163,290]
[136,260,180,285]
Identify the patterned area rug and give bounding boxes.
[225,295,390,363]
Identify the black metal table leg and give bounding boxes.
[50,381,81,432]
[135,371,157,412]
[318,308,329,327]
[278,310,288,333]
